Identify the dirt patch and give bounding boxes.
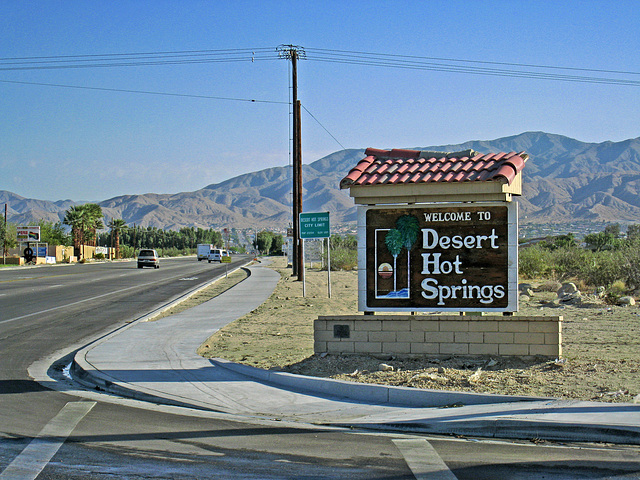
[198,257,640,403]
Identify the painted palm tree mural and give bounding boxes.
[382,214,420,298]
[384,229,404,292]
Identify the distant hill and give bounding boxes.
[0,191,81,226]
[4,131,640,230]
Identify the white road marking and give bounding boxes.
[393,438,458,480]
[0,401,95,480]
[2,262,245,325]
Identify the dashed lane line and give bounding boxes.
[393,438,458,480]
[0,274,173,325]
[0,263,245,325]
[0,401,96,480]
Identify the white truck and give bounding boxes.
[197,244,214,261]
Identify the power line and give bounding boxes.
[0,47,274,61]
[0,55,278,71]
[2,44,638,86]
[0,47,279,71]
[305,47,640,77]
[301,47,640,87]
[307,56,640,86]
[0,47,274,63]
[2,44,637,158]
[301,104,345,150]
[0,79,289,104]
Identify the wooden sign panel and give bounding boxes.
[361,203,518,312]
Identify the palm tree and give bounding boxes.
[63,204,104,259]
[108,218,127,259]
[63,205,86,258]
[83,203,104,247]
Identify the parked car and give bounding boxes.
[207,248,222,263]
[137,249,160,269]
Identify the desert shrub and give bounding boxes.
[519,242,629,288]
[605,280,628,304]
[572,278,590,292]
[582,249,625,288]
[321,234,358,271]
[326,246,357,271]
[539,233,578,250]
[584,231,622,251]
[621,242,640,290]
[609,280,627,294]
[519,245,553,278]
[549,247,592,281]
[119,245,136,258]
[94,253,105,260]
[160,247,193,257]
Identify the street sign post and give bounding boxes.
[299,212,331,298]
[299,212,330,239]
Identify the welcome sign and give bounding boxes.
[361,203,518,312]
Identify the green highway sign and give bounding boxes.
[300,212,330,239]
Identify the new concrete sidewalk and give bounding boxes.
[71,261,640,445]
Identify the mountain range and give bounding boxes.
[3,131,640,231]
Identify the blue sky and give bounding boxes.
[1,1,639,201]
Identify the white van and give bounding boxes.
[207,248,222,263]
[137,249,160,269]
[197,244,214,261]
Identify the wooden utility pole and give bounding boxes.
[294,98,303,281]
[291,49,300,279]
[3,204,6,265]
[278,45,305,281]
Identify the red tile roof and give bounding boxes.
[340,148,528,189]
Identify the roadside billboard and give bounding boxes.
[17,226,41,242]
[360,203,518,313]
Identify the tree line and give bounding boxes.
[1,204,230,259]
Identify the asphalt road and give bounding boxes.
[1,257,639,479]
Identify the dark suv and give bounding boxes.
[137,249,160,269]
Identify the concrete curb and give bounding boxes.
[338,419,640,445]
[70,353,216,412]
[210,358,548,408]
[72,354,640,445]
